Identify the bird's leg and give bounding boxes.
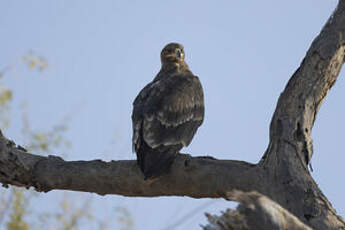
[144,177,160,185]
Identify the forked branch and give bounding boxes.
[1,1,345,230]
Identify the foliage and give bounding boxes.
[22,52,48,72]
[6,189,29,230]
[0,52,134,230]
[0,85,12,129]
[55,195,93,230]
[115,207,134,230]
[0,53,110,230]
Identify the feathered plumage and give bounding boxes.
[132,43,204,179]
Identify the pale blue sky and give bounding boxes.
[0,1,343,229]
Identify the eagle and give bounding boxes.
[132,43,205,180]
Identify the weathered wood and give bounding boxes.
[204,191,312,230]
[259,0,345,228]
[1,1,345,229]
[0,134,258,197]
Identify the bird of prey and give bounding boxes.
[132,43,205,180]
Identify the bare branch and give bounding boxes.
[204,191,312,230]
[264,0,345,168]
[257,0,345,229]
[1,1,345,230]
[0,131,258,198]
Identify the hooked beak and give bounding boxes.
[176,49,182,58]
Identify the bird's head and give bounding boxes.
[160,43,185,65]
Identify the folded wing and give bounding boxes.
[132,74,204,152]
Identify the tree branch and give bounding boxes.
[0,131,258,198]
[204,190,312,230]
[258,0,345,229]
[1,1,345,229]
[264,0,345,168]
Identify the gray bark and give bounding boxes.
[0,139,257,197]
[1,0,345,229]
[204,191,312,230]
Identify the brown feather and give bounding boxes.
[131,43,204,179]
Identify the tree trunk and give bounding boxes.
[1,1,345,229]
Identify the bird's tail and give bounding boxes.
[137,142,181,180]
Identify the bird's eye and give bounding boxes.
[176,49,182,58]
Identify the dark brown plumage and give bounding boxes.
[132,43,205,179]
